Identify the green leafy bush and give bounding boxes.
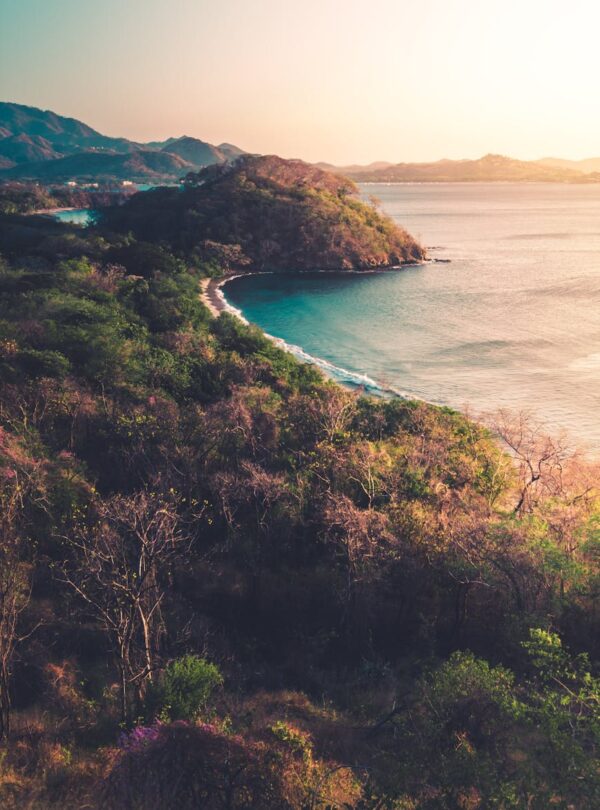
[15,347,70,378]
[146,656,223,722]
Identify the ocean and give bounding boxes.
[223,183,600,451]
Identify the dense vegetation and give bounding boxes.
[0,178,599,808]
[103,155,425,270]
[0,151,196,184]
[0,182,133,215]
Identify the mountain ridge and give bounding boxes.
[161,136,228,166]
[2,102,600,184]
[321,153,600,183]
[537,156,600,174]
[0,102,246,179]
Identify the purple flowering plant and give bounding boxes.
[118,723,161,751]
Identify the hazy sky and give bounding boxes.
[1,0,599,164]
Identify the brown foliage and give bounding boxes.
[101,723,296,810]
[101,718,360,810]
[62,491,196,722]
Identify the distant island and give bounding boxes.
[317,153,600,183]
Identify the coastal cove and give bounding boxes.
[222,182,600,450]
[52,207,97,225]
[8,0,600,800]
[3,86,600,801]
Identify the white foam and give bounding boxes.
[218,276,389,392]
[215,283,249,324]
[217,276,438,405]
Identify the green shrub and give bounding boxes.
[146,656,223,722]
[16,348,70,378]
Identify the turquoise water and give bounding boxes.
[51,186,174,226]
[53,208,97,226]
[223,183,600,450]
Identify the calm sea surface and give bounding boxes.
[224,183,600,450]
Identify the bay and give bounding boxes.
[223,183,600,451]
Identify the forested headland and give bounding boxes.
[103,155,425,271]
[0,160,599,809]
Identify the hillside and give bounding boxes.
[0,101,141,155]
[0,149,193,182]
[0,181,136,215]
[103,154,425,269]
[217,141,247,160]
[538,156,600,174]
[0,103,247,179]
[0,133,63,164]
[162,136,228,165]
[329,153,600,182]
[316,160,394,173]
[0,181,599,807]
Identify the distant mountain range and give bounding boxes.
[537,156,600,174]
[0,102,248,182]
[2,102,600,185]
[318,153,600,183]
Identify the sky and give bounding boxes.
[1,0,600,165]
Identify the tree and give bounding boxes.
[489,409,581,515]
[521,629,600,805]
[0,429,43,738]
[197,240,251,274]
[0,495,31,739]
[489,409,600,603]
[62,490,195,724]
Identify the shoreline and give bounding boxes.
[30,206,79,216]
[199,270,596,454]
[200,271,428,401]
[200,261,431,319]
[199,277,229,317]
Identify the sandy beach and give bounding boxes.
[30,207,78,216]
[199,277,228,317]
